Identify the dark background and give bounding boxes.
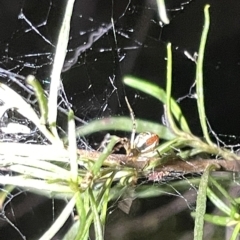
[1,0,240,136]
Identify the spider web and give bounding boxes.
[0,0,240,239]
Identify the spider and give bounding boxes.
[98,97,159,159]
[120,97,159,159]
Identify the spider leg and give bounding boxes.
[125,96,136,150]
[97,133,111,151]
[97,134,130,154]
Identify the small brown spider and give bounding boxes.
[121,131,159,158]
[98,97,159,160]
[119,97,159,159]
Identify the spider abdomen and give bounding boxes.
[134,132,159,154]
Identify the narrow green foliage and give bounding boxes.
[73,117,175,143]
[75,192,86,238]
[48,0,75,137]
[196,5,213,146]
[91,135,119,176]
[124,76,191,134]
[203,179,240,239]
[26,75,48,124]
[68,109,78,182]
[166,43,186,136]
[202,214,237,226]
[178,148,204,158]
[207,187,231,216]
[99,172,114,225]
[89,189,104,240]
[194,164,213,240]
[231,223,240,240]
[0,83,59,145]
[39,195,76,240]
[209,176,238,207]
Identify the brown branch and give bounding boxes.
[0,142,238,179]
[77,149,240,174]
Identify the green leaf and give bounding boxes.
[39,195,76,240]
[91,135,119,176]
[0,83,59,145]
[209,176,238,209]
[74,192,87,238]
[196,4,213,145]
[48,0,75,135]
[201,214,237,226]
[124,76,191,134]
[26,75,48,125]
[89,189,104,240]
[207,187,231,216]
[99,172,115,225]
[230,222,240,240]
[74,117,175,141]
[68,109,78,182]
[194,164,214,240]
[165,42,186,137]
[177,148,206,158]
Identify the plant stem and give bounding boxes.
[196,5,213,145]
[48,0,75,137]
